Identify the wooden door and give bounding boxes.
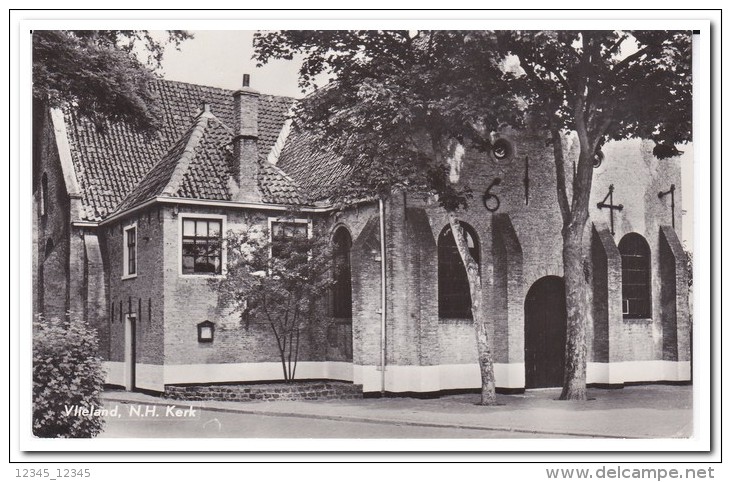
[524,276,567,388]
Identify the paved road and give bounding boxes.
[98,401,583,438]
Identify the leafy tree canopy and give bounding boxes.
[496,30,692,158]
[255,30,522,210]
[33,30,192,132]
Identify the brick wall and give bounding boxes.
[493,214,525,364]
[659,225,691,362]
[350,214,382,367]
[160,206,336,369]
[105,207,166,366]
[373,129,690,382]
[591,223,630,365]
[34,110,71,320]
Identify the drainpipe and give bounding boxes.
[379,197,387,395]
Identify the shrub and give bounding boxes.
[32,316,106,438]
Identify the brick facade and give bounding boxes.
[33,80,693,397]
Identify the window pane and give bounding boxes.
[183,219,196,236]
[209,220,221,237]
[619,233,651,318]
[272,222,283,239]
[182,238,196,256]
[438,222,479,319]
[195,240,208,257]
[182,256,195,273]
[196,220,208,237]
[464,229,475,249]
[294,224,308,238]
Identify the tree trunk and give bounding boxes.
[559,223,590,400]
[558,146,595,401]
[448,212,497,405]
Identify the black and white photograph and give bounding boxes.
[11,10,718,467]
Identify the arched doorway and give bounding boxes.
[524,276,567,388]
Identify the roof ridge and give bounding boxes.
[266,106,295,165]
[161,113,211,197]
[155,77,296,103]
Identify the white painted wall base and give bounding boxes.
[104,360,690,394]
[103,361,124,387]
[102,362,165,392]
[587,360,691,384]
[352,363,525,393]
[136,364,165,392]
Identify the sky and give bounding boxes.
[157,30,309,98]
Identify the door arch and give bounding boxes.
[524,276,567,388]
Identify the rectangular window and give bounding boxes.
[182,218,223,275]
[123,225,137,279]
[270,220,310,259]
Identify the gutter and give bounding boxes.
[76,195,382,228]
[91,197,337,227]
[379,197,387,394]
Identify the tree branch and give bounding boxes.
[551,128,572,228]
[606,33,629,58]
[612,43,657,74]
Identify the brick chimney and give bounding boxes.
[232,74,260,202]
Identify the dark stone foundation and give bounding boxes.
[164,381,363,402]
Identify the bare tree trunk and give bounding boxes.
[559,223,590,400]
[292,327,300,380]
[271,323,289,381]
[558,146,594,401]
[447,212,497,405]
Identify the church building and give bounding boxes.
[33,75,691,395]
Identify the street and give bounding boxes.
[98,401,583,438]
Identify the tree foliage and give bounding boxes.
[33,30,192,132]
[33,316,106,438]
[210,217,336,381]
[255,30,521,209]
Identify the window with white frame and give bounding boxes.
[123,224,137,278]
[182,217,223,275]
[269,219,310,260]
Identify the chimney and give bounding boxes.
[232,74,260,202]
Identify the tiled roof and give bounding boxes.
[276,124,353,201]
[63,79,295,221]
[258,161,307,205]
[115,111,234,212]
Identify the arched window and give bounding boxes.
[438,222,479,319]
[41,173,49,217]
[332,227,352,318]
[619,233,652,318]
